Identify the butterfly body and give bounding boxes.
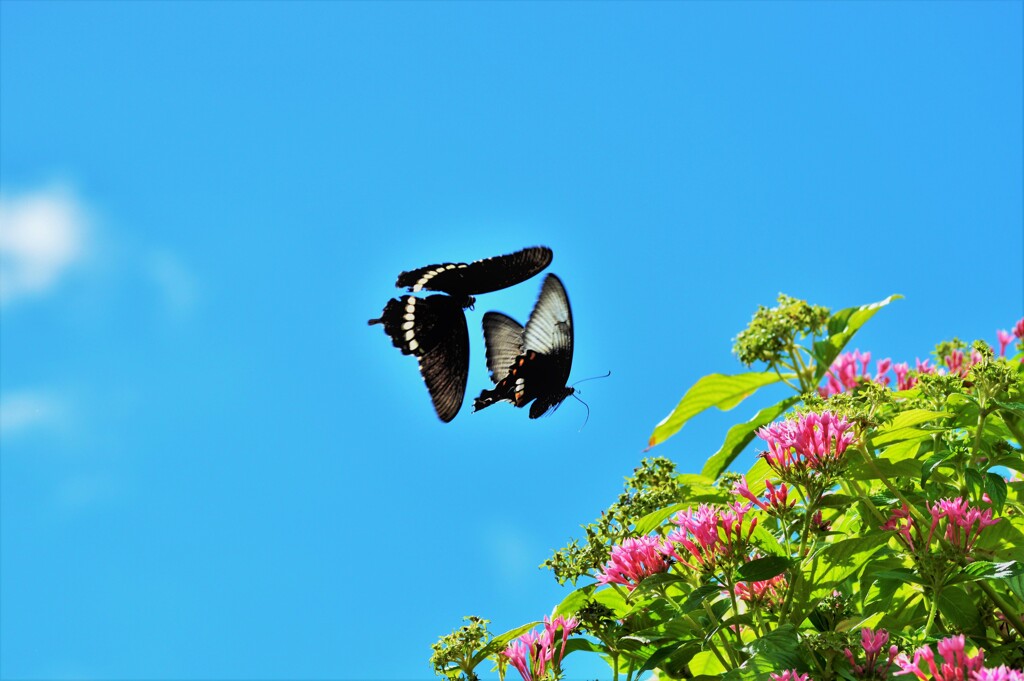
[473,274,575,419]
[369,246,552,422]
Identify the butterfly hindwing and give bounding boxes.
[415,298,469,423]
[369,295,469,422]
[395,246,553,297]
[482,312,525,383]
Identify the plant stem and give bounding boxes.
[977,580,1024,639]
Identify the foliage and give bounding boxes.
[431,296,1024,681]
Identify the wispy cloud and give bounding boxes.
[0,186,89,306]
[0,390,63,436]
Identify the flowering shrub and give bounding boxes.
[431,296,1024,680]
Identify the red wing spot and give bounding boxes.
[528,351,536,360]
[518,358,525,366]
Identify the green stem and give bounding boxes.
[772,363,802,393]
[701,599,741,668]
[922,584,941,640]
[977,580,1024,639]
[682,611,731,669]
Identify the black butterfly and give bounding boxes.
[368,246,553,422]
[473,273,575,418]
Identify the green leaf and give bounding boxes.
[648,373,791,449]
[955,560,1024,584]
[738,555,791,582]
[1008,573,1024,602]
[965,468,985,499]
[813,295,902,381]
[872,409,948,446]
[869,569,926,586]
[553,585,596,619]
[994,400,1024,420]
[701,396,801,479]
[986,473,1008,513]
[679,584,725,612]
[633,504,686,536]
[937,585,981,632]
[846,456,921,482]
[745,624,802,668]
[638,641,702,676]
[688,649,728,676]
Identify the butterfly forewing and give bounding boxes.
[523,274,573,374]
[395,246,553,297]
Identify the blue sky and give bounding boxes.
[1,2,1020,679]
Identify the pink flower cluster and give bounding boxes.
[734,573,787,607]
[974,667,1024,681]
[844,628,898,680]
[665,502,758,573]
[503,613,579,681]
[893,359,937,391]
[882,498,999,555]
[896,635,985,681]
[820,350,891,397]
[595,535,673,590]
[734,477,795,515]
[897,635,1024,680]
[929,497,1000,554]
[821,318,1024,395]
[770,671,811,681]
[998,318,1024,358]
[758,411,854,479]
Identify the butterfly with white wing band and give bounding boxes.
[369,246,553,422]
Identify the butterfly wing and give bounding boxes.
[481,312,525,384]
[395,246,553,297]
[369,294,468,422]
[523,274,575,418]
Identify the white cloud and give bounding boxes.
[0,391,63,436]
[0,187,89,306]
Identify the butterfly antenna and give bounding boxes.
[571,392,591,431]
[571,370,611,388]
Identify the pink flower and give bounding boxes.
[844,628,898,680]
[758,411,854,480]
[732,477,795,514]
[896,635,985,681]
[881,504,916,551]
[997,330,1013,357]
[1015,318,1024,339]
[893,362,915,390]
[771,671,811,681]
[946,349,966,377]
[734,573,787,607]
[928,497,1000,554]
[596,535,672,590]
[665,502,758,573]
[973,666,1024,681]
[916,358,936,375]
[884,498,999,556]
[820,350,893,396]
[809,509,831,533]
[503,613,578,681]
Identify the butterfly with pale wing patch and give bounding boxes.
[368,246,553,422]
[473,273,576,418]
